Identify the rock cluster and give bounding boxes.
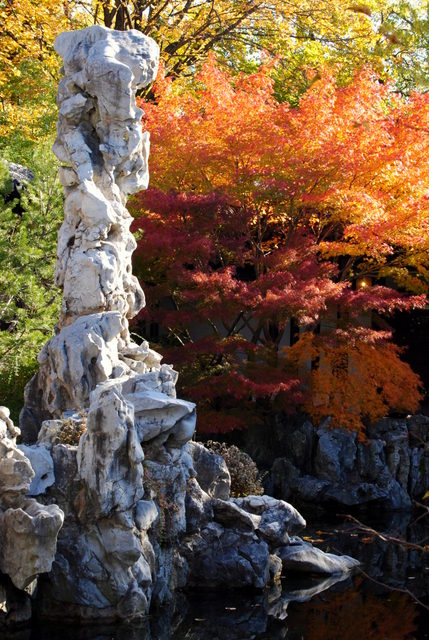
[258,415,429,510]
[181,445,358,591]
[0,25,358,627]
[0,407,63,625]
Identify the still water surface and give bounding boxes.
[21,511,429,639]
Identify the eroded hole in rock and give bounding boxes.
[107,224,121,243]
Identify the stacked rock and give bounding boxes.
[16,25,198,621]
[20,25,189,446]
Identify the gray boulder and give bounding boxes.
[0,498,64,589]
[0,412,64,592]
[233,495,306,544]
[268,416,426,511]
[185,477,213,534]
[77,382,145,520]
[408,414,429,446]
[294,475,330,502]
[289,420,316,468]
[18,444,55,496]
[323,481,389,506]
[314,426,357,481]
[182,522,270,589]
[135,500,159,531]
[8,162,34,185]
[277,537,360,575]
[271,458,300,500]
[212,499,259,531]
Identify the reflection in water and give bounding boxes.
[286,579,419,640]
[8,510,429,640]
[302,509,429,602]
[26,575,352,640]
[171,576,354,640]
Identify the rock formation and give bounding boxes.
[0,25,359,628]
[251,415,429,510]
[20,24,163,440]
[0,406,63,595]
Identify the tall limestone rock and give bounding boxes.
[17,25,198,621]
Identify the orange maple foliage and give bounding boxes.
[132,58,428,434]
[285,330,423,435]
[140,58,429,291]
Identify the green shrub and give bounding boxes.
[0,143,63,422]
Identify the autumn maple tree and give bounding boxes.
[130,57,428,436]
[1,0,427,430]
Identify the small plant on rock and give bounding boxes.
[56,413,87,446]
[206,441,264,497]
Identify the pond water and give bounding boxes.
[13,509,429,640]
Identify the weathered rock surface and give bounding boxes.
[19,24,162,439]
[77,381,145,519]
[187,441,231,499]
[135,500,158,531]
[0,410,64,592]
[233,494,306,548]
[182,522,270,589]
[18,444,55,496]
[0,439,34,507]
[1,397,359,623]
[212,498,259,531]
[8,162,34,186]
[184,477,214,535]
[277,537,360,575]
[0,499,64,590]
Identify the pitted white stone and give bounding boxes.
[20,27,171,436]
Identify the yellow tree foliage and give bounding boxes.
[1,0,427,149]
[93,1,429,98]
[0,0,86,147]
[92,0,386,77]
